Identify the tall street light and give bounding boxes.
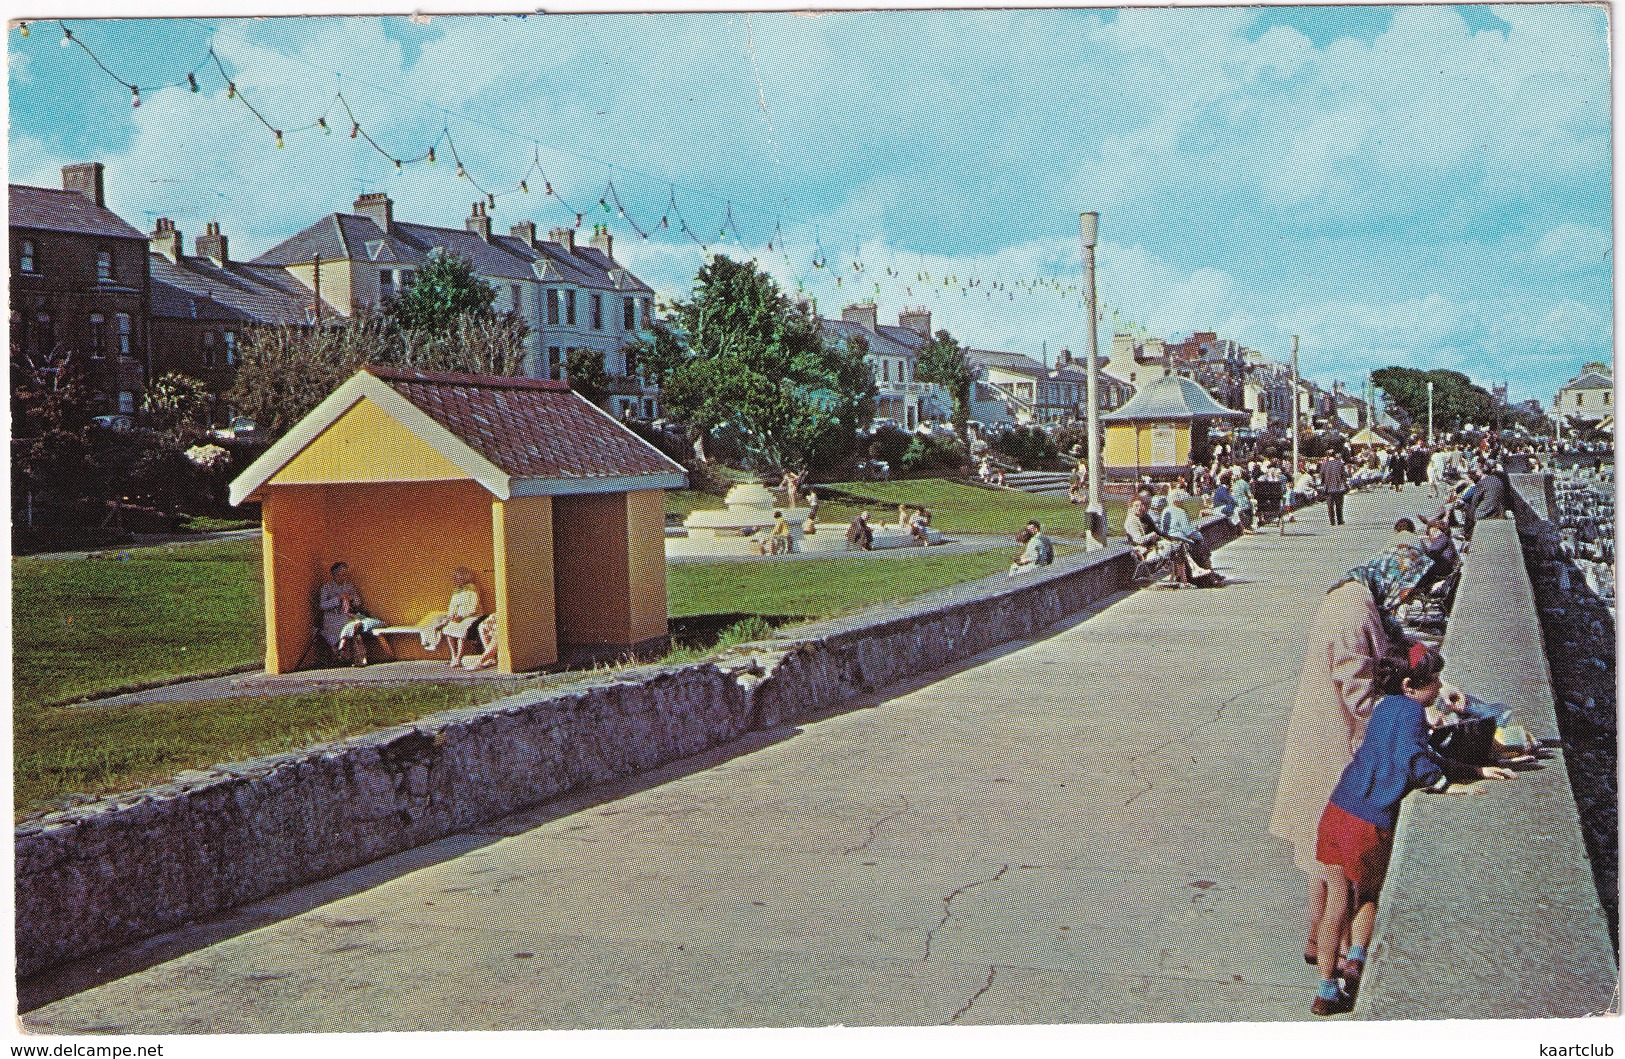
[1080,211,1104,549]
[1427,379,1435,445]
[1290,335,1300,479]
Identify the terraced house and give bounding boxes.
[252,193,660,418]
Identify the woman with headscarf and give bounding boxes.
[1268,542,1433,966]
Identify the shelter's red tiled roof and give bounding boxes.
[365,366,683,483]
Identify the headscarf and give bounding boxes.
[1344,543,1433,642]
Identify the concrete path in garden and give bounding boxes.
[25,486,1434,1031]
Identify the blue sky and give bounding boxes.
[8,4,1612,406]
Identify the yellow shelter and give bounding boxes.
[1100,372,1246,482]
[230,367,687,674]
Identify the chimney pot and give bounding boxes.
[352,192,393,229]
[466,201,492,240]
[62,162,106,207]
[195,221,228,266]
[841,302,879,332]
[588,223,613,259]
[150,217,183,263]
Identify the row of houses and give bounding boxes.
[10,163,661,426]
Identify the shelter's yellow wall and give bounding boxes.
[552,490,669,647]
[1103,421,1192,472]
[276,399,469,487]
[258,480,496,672]
[493,495,557,672]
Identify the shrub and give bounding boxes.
[867,425,913,469]
[990,426,1058,468]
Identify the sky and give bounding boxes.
[6,3,1613,407]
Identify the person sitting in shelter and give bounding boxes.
[421,566,486,667]
[846,511,874,551]
[1008,519,1054,576]
[320,561,385,667]
[463,613,500,670]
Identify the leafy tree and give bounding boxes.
[1372,366,1496,436]
[11,343,115,520]
[914,329,977,453]
[229,307,396,440]
[564,347,611,408]
[636,255,875,475]
[142,372,214,440]
[990,425,1058,468]
[385,248,497,337]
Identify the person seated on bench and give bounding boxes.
[1157,496,1224,587]
[422,566,487,667]
[463,613,500,670]
[1126,497,1192,585]
[1415,519,1459,595]
[909,506,932,546]
[320,561,384,667]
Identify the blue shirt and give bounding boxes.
[1327,693,1449,831]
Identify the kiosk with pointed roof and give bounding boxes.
[1100,372,1246,483]
[230,367,686,674]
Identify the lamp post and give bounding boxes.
[1427,380,1434,445]
[1290,335,1300,480]
[1080,211,1104,549]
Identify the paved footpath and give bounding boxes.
[25,487,1439,1031]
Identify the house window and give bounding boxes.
[35,313,52,356]
[881,361,890,383]
[1605,391,1612,405]
[224,331,236,366]
[510,284,522,311]
[203,331,216,368]
[548,346,562,378]
[18,239,35,273]
[565,290,576,327]
[116,313,132,357]
[591,293,603,330]
[1576,393,1583,407]
[545,289,560,326]
[623,343,638,380]
[88,314,106,356]
[379,269,395,298]
[642,297,653,328]
[97,250,113,283]
[623,296,636,331]
[117,391,135,414]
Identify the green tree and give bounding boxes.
[229,307,396,440]
[142,372,214,439]
[914,328,977,454]
[638,255,875,474]
[385,249,528,374]
[1372,366,1496,436]
[385,248,497,336]
[564,347,611,408]
[11,343,115,520]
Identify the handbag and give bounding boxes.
[1428,714,1497,767]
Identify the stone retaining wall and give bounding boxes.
[1359,479,1617,1019]
[16,516,1238,979]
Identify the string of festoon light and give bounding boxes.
[24,17,1162,337]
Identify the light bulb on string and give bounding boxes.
[486,194,495,209]
[318,117,329,134]
[60,26,72,46]
[520,180,529,193]
[18,22,28,36]
[574,213,583,228]
[394,159,403,172]
[427,147,435,164]
[545,182,554,195]
[226,82,236,99]
[350,122,359,138]
[130,86,140,108]
[187,72,198,92]
[274,130,285,148]
[600,198,611,214]
[456,164,466,178]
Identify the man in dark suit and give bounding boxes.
[1318,450,1348,526]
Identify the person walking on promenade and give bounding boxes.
[1319,450,1348,526]
[1307,644,1513,1015]
[1269,541,1434,970]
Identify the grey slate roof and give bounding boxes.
[967,348,1048,377]
[1562,371,1613,391]
[10,184,146,240]
[820,317,916,359]
[1101,373,1246,422]
[150,254,316,326]
[875,323,928,351]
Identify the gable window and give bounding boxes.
[1576,393,1583,407]
[565,290,576,327]
[546,289,560,326]
[116,313,132,357]
[591,293,603,330]
[96,250,113,283]
[18,239,35,273]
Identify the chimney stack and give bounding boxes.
[353,192,393,229]
[589,222,613,259]
[898,307,931,337]
[510,221,537,248]
[466,201,492,241]
[548,226,576,252]
[150,217,182,263]
[196,221,228,266]
[62,162,105,207]
[841,302,879,332]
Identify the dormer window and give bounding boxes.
[18,239,35,273]
[96,250,113,283]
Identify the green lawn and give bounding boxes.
[13,539,266,711]
[15,683,521,816]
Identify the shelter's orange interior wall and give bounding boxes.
[259,480,496,672]
[276,398,469,487]
[493,495,557,672]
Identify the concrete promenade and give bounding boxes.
[27,486,1453,1030]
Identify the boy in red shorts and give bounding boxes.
[1310,644,1515,1015]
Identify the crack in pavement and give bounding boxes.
[842,794,911,856]
[1124,781,1154,807]
[922,863,1009,961]
[948,965,999,1023]
[1118,676,1293,811]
